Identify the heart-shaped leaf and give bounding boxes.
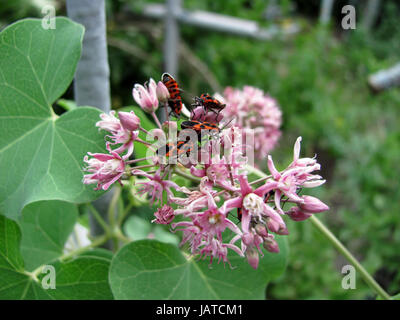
[0,18,106,219]
[109,239,288,299]
[37,256,114,300]
[0,214,52,299]
[0,213,113,299]
[19,200,78,271]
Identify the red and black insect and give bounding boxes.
[181,120,220,139]
[156,139,195,159]
[194,93,226,115]
[162,73,183,117]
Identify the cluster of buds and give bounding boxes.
[83,74,329,269]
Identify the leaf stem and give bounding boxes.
[60,234,110,262]
[28,233,110,282]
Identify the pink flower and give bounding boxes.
[132,78,159,113]
[219,86,282,159]
[172,192,243,267]
[132,169,179,206]
[190,158,238,192]
[192,192,241,237]
[190,106,223,124]
[118,111,140,131]
[222,176,285,235]
[299,195,329,213]
[152,205,175,224]
[267,137,326,214]
[156,81,170,103]
[96,111,139,155]
[286,206,312,221]
[171,177,218,214]
[83,144,127,190]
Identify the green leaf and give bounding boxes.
[109,238,288,299]
[38,257,114,300]
[0,18,107,219]
[123,215,179,245]
[0,214,53,299]
[78,248,114,261]
[0,213,113,299]
[19,200,78,271]
[123,215,152,240]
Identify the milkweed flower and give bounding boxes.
[132,78,159,113]
[152,205,175,224]
[267,137,328,215]
[156,81,170,103]
[132,169,179,206]
[83,143,129,190]
[217,86,282,159]
[83,73,329,270]
[96,110,140,155]
[172,192,243,267]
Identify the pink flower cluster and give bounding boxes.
[83,74,329,269]
[216,86,282,160]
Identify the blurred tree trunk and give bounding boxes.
[362,0,381,31]
[66,0,113,247]
[319,0,335,25]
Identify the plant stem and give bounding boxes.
[60,234,110,262]
[174,168,201,182]
[87,203,111,234]
[152,111,162,129]
[250,167,391,300]
[309,215,391,300]
[108,186,122,251]
[27,234,110,282]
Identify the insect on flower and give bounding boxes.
[181,120,220,140]
[194,93,226,115]
[156,139,195,159]
[162,73,183,118]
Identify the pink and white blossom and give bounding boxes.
[133,78,159,113]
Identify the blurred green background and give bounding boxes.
[1,0,399,299]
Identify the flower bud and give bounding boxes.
[245,248,259,270]
[266,217,280,233]
[277,224,289,235]
[299,196,329,213]
[286,206,312,221]
[263,237,280,253]
[156,81,170,103]
[152,205,175,224]
[204,111,223,124]
[190,106,206,121]
[242,233,254,246]
[118,111,140,131]
[132,78,159,113]
[255,223,269,238]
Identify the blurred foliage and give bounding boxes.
[1,0,399,299]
